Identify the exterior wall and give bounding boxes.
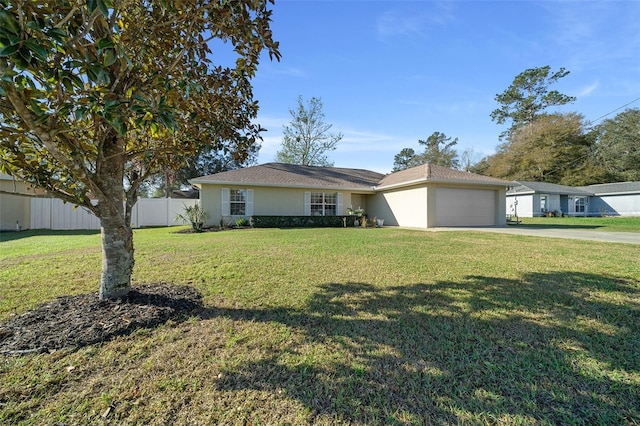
[506,194,534,218]
[348,194,367,213]
[199,182,507,229]
[530,193,563,216]
[589,193,640,217]
[565,195,589,217]
[368,185,428,228]
[509,193,597,217]
[199,184,361,226]
[495,187,507,226]
[0,176,33,230]
[1,193,30,231]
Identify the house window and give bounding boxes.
[575,196,586,213]
[540,195,548,212]
[230,189,246,215]
[310,192,337,216]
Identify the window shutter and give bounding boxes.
[246,189,254,216]
[337,193,343,215]
[304,191,311,216]
[221,188,230,216]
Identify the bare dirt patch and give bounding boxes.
[0,283,203,355]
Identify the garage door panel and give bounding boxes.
[436,188,495,226]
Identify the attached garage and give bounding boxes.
[192,162,513,230]
[436,187,496,226]
[372,165,511,228]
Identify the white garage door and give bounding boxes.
[436,188,496,226]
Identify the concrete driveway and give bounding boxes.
[435,226,640,245]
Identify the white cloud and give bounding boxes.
[576,80,600,98]
[540,2,640,71]
[376,2,456,41]
[272,66,308,78]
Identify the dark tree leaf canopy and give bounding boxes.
[592,108,640,182]
[392,131,459,171]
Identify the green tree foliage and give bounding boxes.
[146,139,261,198]
[392,148,416,172]
[592,108,640,182]
[477,113,596,185]
[491,66,576,138]
[418,132,459,169]
[275,96,342,167]
[0,0,279,299]
[392,131,459,171]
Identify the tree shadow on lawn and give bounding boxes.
[0,229,100,242]
[2,273,637,423]
[202,272,640,424]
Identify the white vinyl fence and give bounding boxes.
[29,198,199,230]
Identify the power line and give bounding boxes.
[584,97,640,130]
[544,99,639,179]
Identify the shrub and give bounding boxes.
[175,203,209,233]
[235,218,249,227]
[251,215,357,228]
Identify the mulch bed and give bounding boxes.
[0,283,203,355]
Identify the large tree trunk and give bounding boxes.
[96,133,134,300]
[99,211,134,300]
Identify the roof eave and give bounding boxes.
[189,179,376,193]
[375,177,512,191]
[507,190,536,196]
[592,190,640,196]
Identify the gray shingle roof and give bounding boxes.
[376,163,513,189]
[190,162,513,191]
[190,163,385,190]
[580,181,640,195]
[508,181,593,196]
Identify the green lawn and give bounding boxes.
[1,227,639,425]
[514,216,640,232]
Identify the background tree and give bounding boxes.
[275,96,342,166]
[591,108,640,182]
[418,131,459,169]
[144,137,261,198]
[392,131,459,171]
[392,148,416,172]
[459,147,481,172]
[0,0,280,299]
[491,66,576,138]
[477,113,596,185]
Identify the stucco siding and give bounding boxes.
[590,194,640,216]
[369,186,428,228]
[506,194,534,218]
[0,178,32,230]
[199,184,359,226]
[1,193,30,230]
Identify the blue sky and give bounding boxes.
[247,1,640,173]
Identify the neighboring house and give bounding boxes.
[0,173,41,231]
[506,181,640,217]
[582,182,640,217]
[190,162,512,228]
